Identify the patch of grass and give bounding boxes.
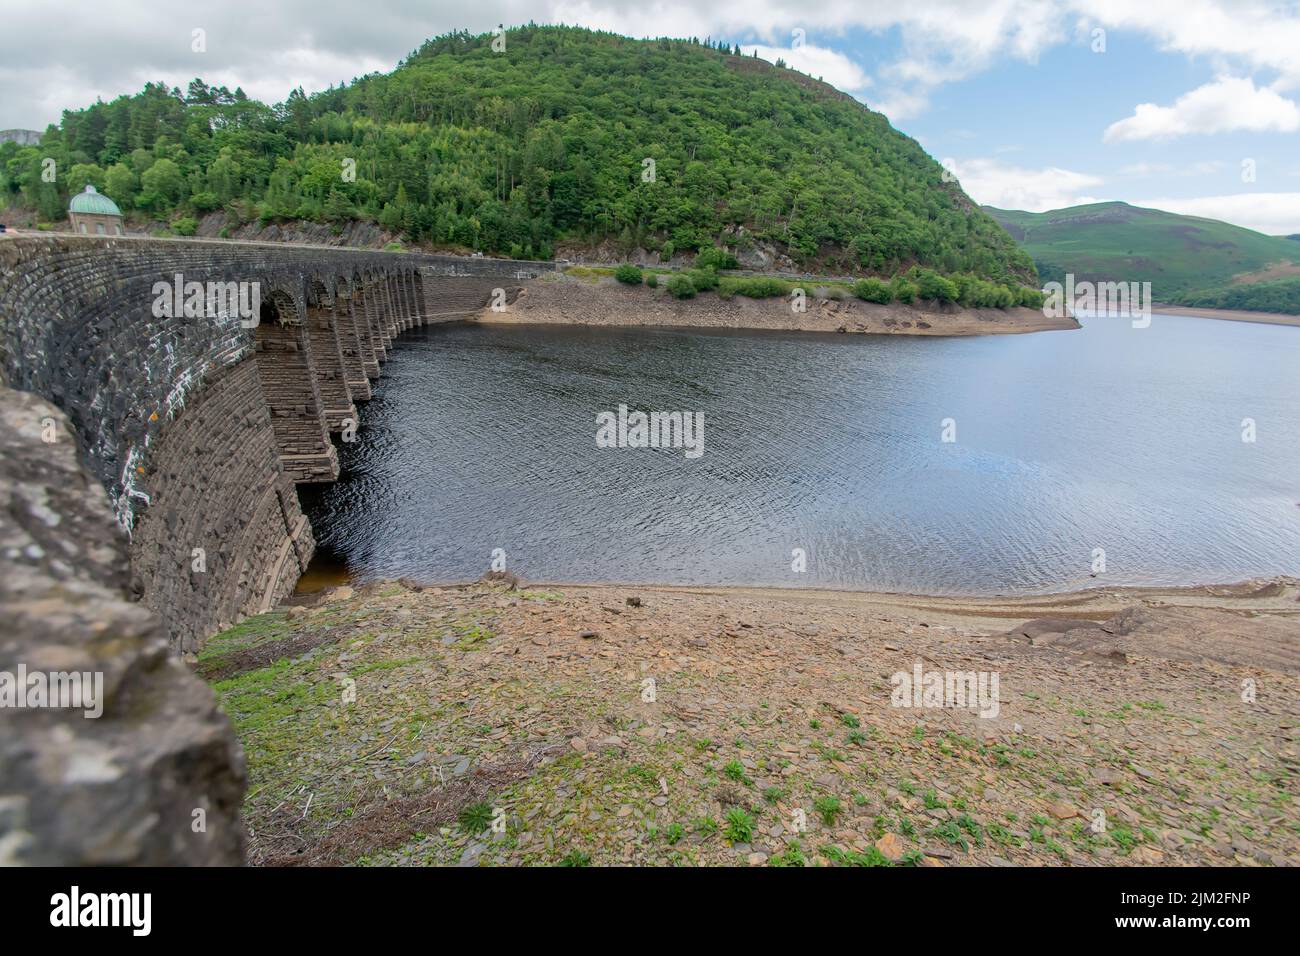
[823,844,892,867]
[840,713,860,729]
[457,801,494,834]
[929,820,971,852]
[725,807,755,843]
[768,841,807,867]
[813,795,843,827]
[722,759,751,785]
[558,850,591,867]
[694,816,718,838]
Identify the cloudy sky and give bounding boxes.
[3,0,1299,233]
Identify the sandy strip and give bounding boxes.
[1153,304,1300,328]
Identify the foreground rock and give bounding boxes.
[0,387,246,864]
[209,578,1298,867]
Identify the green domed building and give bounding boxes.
[69,184,124,236]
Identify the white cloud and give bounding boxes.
[1074,0,1300,90]
[741,44,872,96]
[1133,192,1300,235]
[1104,76,1300,142]
[4,0,1300,131]
[946,157,1103,211]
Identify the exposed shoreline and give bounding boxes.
[481,273,1079,336]
[1153,304,1300,327]
[219,573,1299,866]
[293,574,1300,632]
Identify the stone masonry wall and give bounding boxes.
[0,234,548,649]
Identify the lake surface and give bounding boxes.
[298,313,1300,595]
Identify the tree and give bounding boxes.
[103,163,138,208]
[138,157,185,211]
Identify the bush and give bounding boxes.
[686,267,719,292]
[659,240,675,262]
[913,268,959,302]
[719,276,791,299]
[614,263,643,284]
[1016,286,1046,308]
[645,272,658,288]
[170,217,197,236]
[694,246,739,271]
[891,277,919,304]
[853,277,892,303]
[666,273,696,299]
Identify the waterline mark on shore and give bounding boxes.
[1042,273,1152,328]
[0,665,104,718]
[890,660,1000,719]
[596,404,704,459]
[151,274,261,326]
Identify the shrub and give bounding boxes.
[913,268,959,302]
[686,267,719,291]
[853,278,892,303]
[170,217,197,237]
[659,240,675,262]
[645,272,658,288]
[891,276,919,304]
[719,276,790,298]
[666,273,696,299]
[694,246,739,271]
[614,263,643,284]
[1016,285,1045,308]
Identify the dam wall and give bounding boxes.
[0,235,546,650]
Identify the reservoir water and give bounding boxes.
[299,313,1300,595]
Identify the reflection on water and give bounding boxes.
[297,314,1300,595]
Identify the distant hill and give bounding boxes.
[0,25,1034,288]
[985,201,1300,313]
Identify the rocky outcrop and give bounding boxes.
[0,386,246,864]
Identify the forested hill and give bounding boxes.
[3,25,1034,284]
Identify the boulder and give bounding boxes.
[0,387,246,865]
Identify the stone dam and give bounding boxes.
[0,235,549,864]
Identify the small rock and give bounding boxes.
[875,833,905,862]
[1048,802,1079,820]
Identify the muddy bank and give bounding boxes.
[208,575,1298,867]
[482,273,1079,336]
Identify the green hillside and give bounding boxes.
[0,25,1034,287]
[986,201,1300,312]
